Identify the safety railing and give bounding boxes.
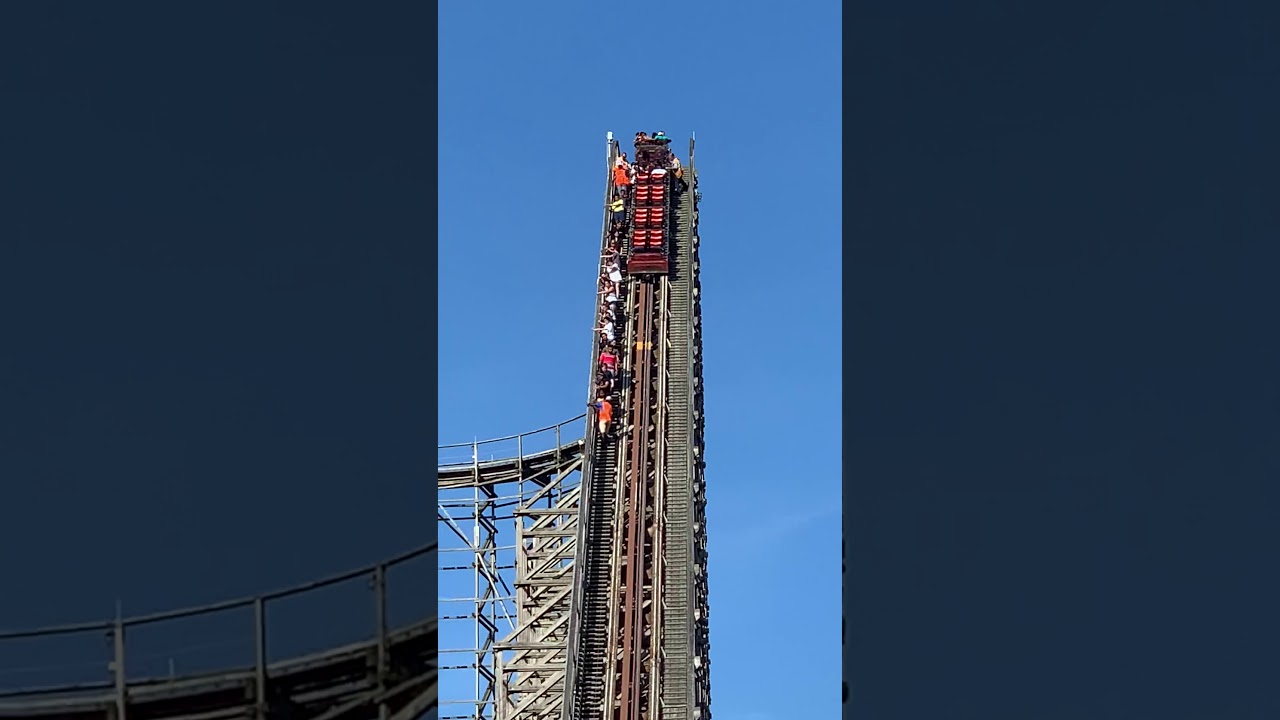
[0,542,436,706]
[437,414,588,469]
[558,132,621,720]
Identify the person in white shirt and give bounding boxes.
[599,286,620,312]
[597,319,615,342]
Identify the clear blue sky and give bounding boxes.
[439,2,841,718]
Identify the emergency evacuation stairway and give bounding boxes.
[571,433,618,718]
[561,138,629,720]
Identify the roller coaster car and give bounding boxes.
[634,142,670,168]
[627,169,671,276]
[627,250,669,275]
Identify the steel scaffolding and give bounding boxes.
[437,416,588,720]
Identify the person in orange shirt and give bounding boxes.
[613,154,633,196]
[589,396,614,436]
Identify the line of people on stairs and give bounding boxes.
[590,185,628,437]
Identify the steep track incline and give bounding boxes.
[564,136,709,720]
[660,155,698,720]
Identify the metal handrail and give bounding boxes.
[437,415,586,451]
[560,132,621,720]
[0,542,435,640]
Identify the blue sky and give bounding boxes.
[439,1,841,717]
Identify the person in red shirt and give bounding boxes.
[599,348,617,372]
[589,397,614,435]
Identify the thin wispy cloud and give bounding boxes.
[717,502,839,555]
